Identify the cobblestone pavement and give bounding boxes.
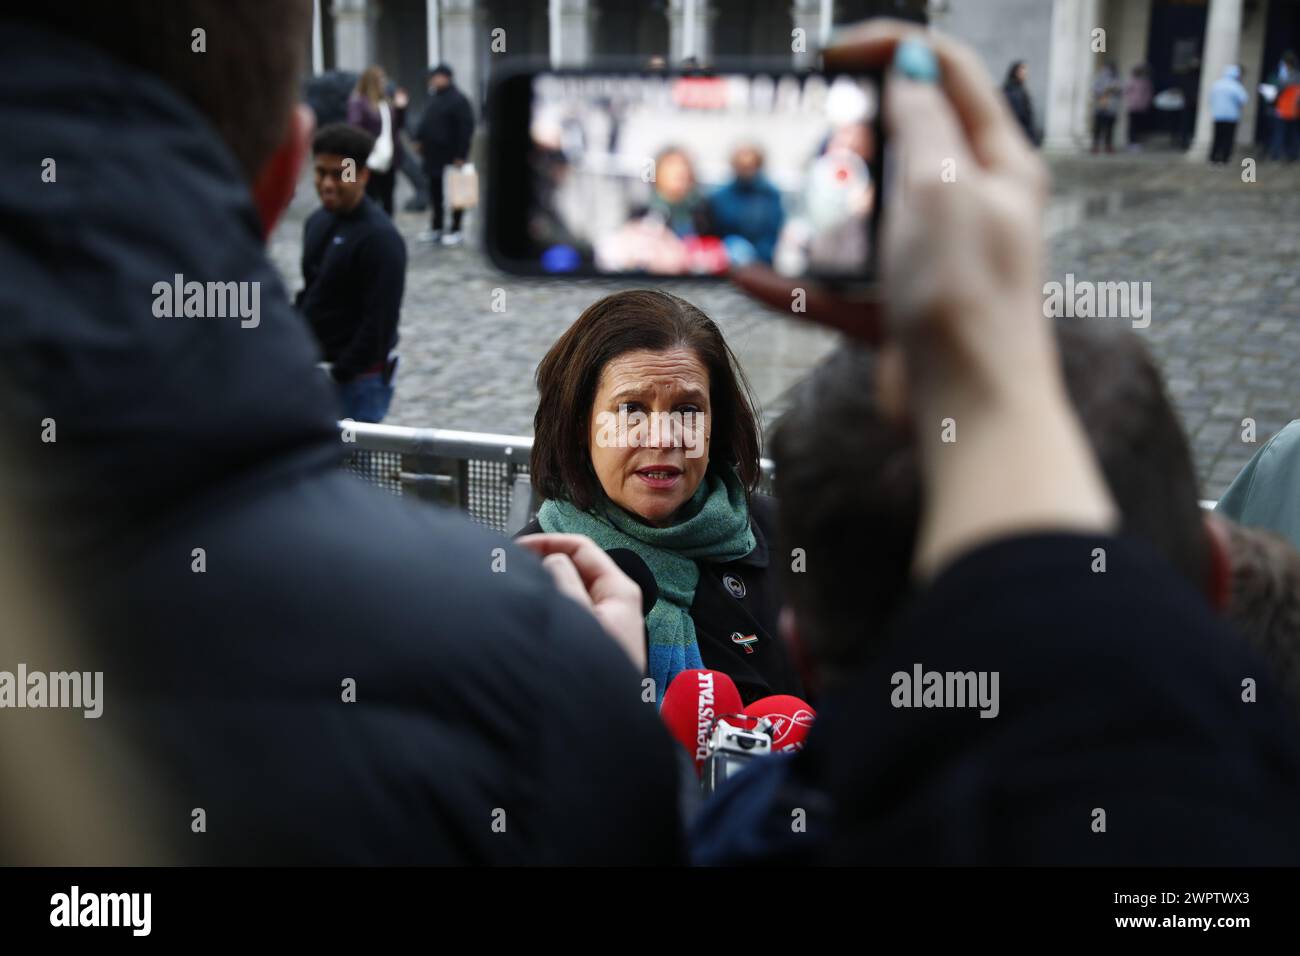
[269,151,1300,501]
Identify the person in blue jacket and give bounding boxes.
[1209,63,1250,164]
[709,145,785,265]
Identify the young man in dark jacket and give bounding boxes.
[297,123,405,423]
[0,2,683,864]
[416,63,475,245]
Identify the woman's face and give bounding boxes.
[588,348,711,527]
[1015,63,1027,84]
[655,153,694,204]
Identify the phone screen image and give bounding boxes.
[489,68,882,281]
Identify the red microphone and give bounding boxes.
[743,695,816,753]
[660,669,744,776]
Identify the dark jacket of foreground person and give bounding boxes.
[695,533,1300,864]
[0,23,683,864]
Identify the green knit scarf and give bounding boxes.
[536,467,755,697]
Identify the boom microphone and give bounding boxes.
[743,695,816,753]
[606,548,658,617]
[660,669,743,776]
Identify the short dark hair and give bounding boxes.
[312,123,376,164]
[772,321,1211,687]
[531,290,762,511]
[15,1,312,183]
[430,64,453,79]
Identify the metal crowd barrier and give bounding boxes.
[338,422,1215,535]
[338,421,776,536]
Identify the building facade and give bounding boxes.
[310,0,1299,152]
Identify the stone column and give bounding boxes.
[1044,0,1100,151]
[426,0,441,69]
[312,0,325,75]
[440,0,480,115]
[333,0,374,72]
[668,0,712,65]
[549,0,594,67]
[1188,0,1244,158]
[791,0,828,70]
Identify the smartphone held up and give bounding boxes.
[485,65,884,284]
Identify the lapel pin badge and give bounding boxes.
[731,632,758,654]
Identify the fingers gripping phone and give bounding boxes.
[485,63,885,284]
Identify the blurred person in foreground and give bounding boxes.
[1214,517,1300,719]
[0,1,681,864]
[0,430,165,866]
[719,22,1300,864]
[694,327,1298,861]
[520,289,803,705]
[297,123,406,423]
[1216,419,1300,550]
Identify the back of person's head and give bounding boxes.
[1217,518,1300,714]
[772,321,1210,688]
[312,123,377,163]
[14,1,312,183]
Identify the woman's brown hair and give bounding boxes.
[531,290,761,511]
[356,66,385,105]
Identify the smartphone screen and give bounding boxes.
[486,67,883,282]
